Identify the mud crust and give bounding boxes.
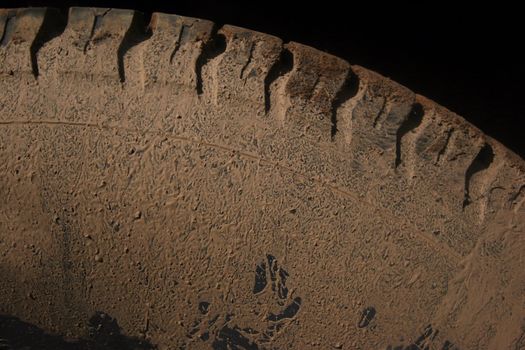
[0,7,524,350]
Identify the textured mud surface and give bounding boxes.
[0,7,524,350]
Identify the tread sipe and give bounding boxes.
[0,7,524,350]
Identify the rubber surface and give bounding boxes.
[0,7,524,349]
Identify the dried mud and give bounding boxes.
[0,7,524,350]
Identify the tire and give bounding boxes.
[0,7,523,350]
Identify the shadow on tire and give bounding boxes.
[0,312,156,350]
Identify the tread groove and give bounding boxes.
[510,184,525,212]
[462,143,495,209]
[195,26,226,95]
[85,9,111,53]
[435,128,454,164]
[117,11,152,83]
[169,24,185,64]
[263,47,293,114]
[0,13,15,46]
[30,9,67,77]
[372,97,387,129]
[239,42,255,80]
[395,103,424,168]
[331,70,359,140]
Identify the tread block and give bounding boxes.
[0,8,54,76]
[394,102,425,169]
[280,42,351,141]
[48,7,138,79]
[210,25,282,114]
[6,8,47,43]
[349,66,416,164]
[68,7,135,48]
[66,7,100,48]
[143,12,214,90]
[1,9,18,45]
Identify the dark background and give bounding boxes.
[4,1,524,158]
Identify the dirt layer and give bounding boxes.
[0,7,524,350]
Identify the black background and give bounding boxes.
[3,1,524,158]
